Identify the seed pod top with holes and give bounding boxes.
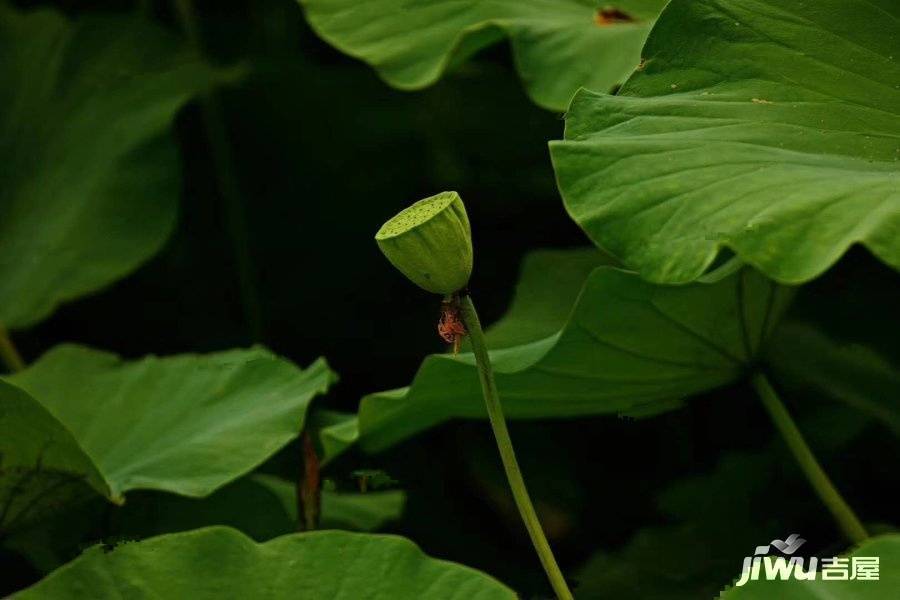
[375,191,473,295]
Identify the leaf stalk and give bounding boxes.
[0,324,25,372]
[458,294,573,600]
[752,371,868,544]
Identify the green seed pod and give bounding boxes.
[375,191,473,295]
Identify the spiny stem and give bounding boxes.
[458,294,573,600]
[0,324,25,372]
[751,372,868,544]
[173,0,264,342]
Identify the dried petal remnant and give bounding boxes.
[438,296,468,354]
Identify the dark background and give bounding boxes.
[5,0,898,597]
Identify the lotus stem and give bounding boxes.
[752,371,868,544]
[458,293,573,600]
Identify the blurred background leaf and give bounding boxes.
[2,472,405,574]
[0,3,234,330]
[766,322,900,436]
[574,406,872,599]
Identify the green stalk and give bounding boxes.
[0,324,25,372]
[458,294,573,600]
[173,0,264,342]
[751,372,868,544]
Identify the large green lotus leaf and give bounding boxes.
[12,526,515,599]
[0,380,109,533]
[324,250,793,454]
[0,345,333,522]
[766,322,900,436]
[550,0,900,284]
[0,4,231,329]
[484,248,614,348]
[717,534,900,598]
[299,0,668,111]
[312,409,361,465]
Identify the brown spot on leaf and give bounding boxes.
[594,6,636,26]
[751,98,773,105]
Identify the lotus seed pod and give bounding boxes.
[375,191,473,295]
